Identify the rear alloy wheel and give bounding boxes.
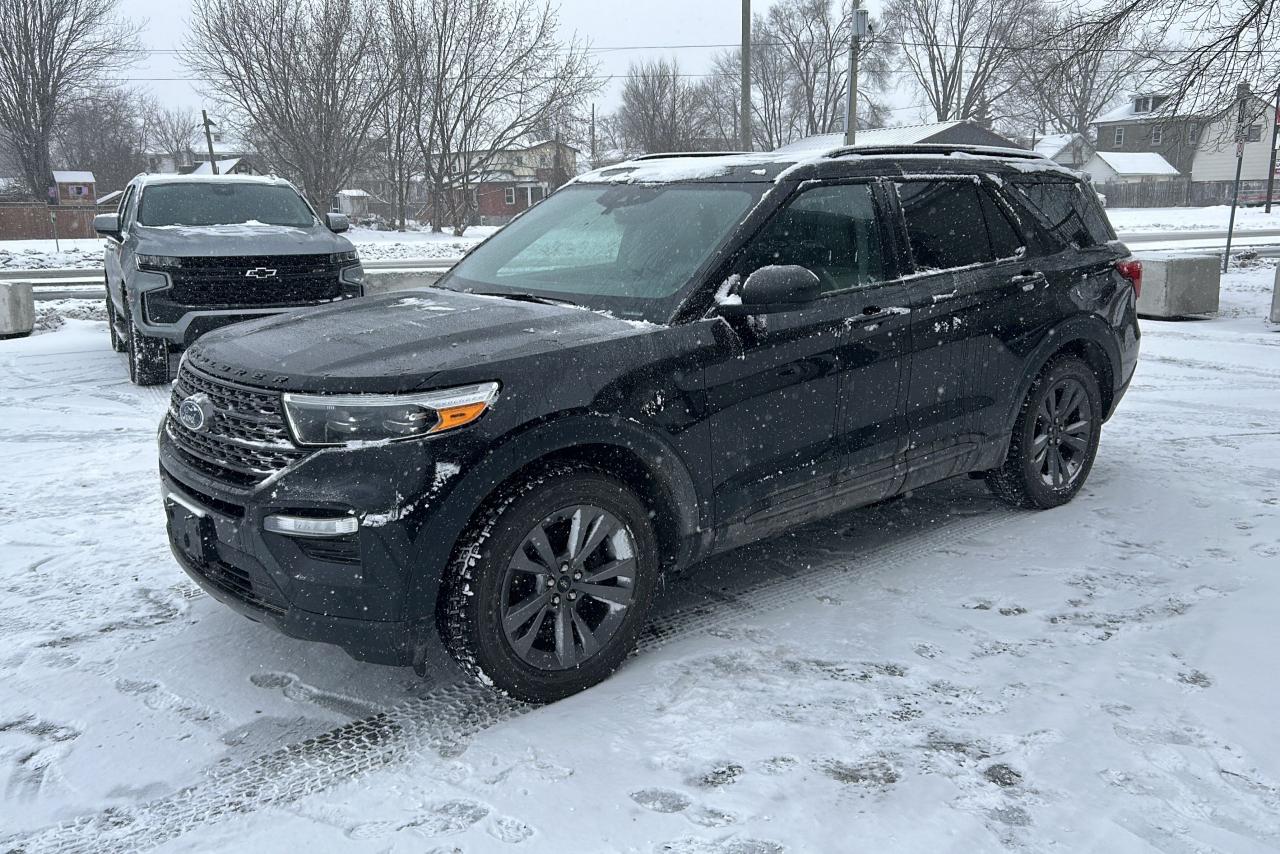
[443,468,660,702]
[986,356,1102,510]
[122,294,170,386]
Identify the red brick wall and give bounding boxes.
[0,205,98,240]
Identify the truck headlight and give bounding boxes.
[137,254,183,270]
[339,263,364,286]
[282,382,500,446]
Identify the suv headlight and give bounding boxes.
[282,382,500,446]
[330,251,359,264]
[137,254,183,270]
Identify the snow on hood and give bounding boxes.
[133,222,355,257]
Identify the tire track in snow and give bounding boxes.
[2,499,1022,854]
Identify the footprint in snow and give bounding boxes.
[631,788,692,813]
[655,838,784,854]
[486,815,534,844]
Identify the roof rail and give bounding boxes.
[631,151,751,161]
[824,143,1048,161]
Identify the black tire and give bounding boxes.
[442,467,661,703]
[122,294,170,385]
[986,355,1103,510]
[105,287,126,353]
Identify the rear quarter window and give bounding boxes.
[1008,179,1114,250]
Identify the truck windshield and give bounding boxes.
[138,183,316,228]
[441,183,761,320]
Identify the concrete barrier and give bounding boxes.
[362,269,450,296]
[1271,266,1280,325]
[1136,254,1221,319]
[0,282,35,339]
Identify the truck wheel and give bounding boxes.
[122,296,170,385]
[105,288,126,353]
[442,467,660,703]
[986,356,1102,510]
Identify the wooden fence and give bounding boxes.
[0,203,98,240]
[1098,179,1277,209]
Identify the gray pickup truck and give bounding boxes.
[94,174,365,385]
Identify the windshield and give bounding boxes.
[138,183,316,228]
[441,183,761,320]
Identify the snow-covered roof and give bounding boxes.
[776,122,982,154]
[337,188,370,197]
[1034,133,1084,159]
[190,158,245,175]
[52,170,95,184]
[96,190,124,206]
[1092,151,1180,176]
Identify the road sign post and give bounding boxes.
[1224,83,1251,273]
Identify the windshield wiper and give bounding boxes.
[473,291,578,308]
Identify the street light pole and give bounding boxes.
[741,0,752,151]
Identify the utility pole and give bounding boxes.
[590,103,597,168]
[740,0,752,151]
[201,110,219,175]
[844,1,866,145]
[1224,82,1251,273]
[1266,82,1279,214]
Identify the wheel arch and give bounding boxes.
[1004,315,1123,435]
[404,413,708,629]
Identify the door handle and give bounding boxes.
[1011,271,1046,291]
[931,289,959,304]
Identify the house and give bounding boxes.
[333,188,374,219]
[1188,87,1278,187]
[1091,94,1203,175]
[190,157,259,176]
[50,171,95,205]
[1033,133,1093,169]
[776,120,1026,154]
[467,140,579,224]
[1081,151,1180,184]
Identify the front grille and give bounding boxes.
[192,556,287,615]
[155,254,344,308]
[167,364,306,486]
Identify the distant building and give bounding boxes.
[1091,94,1202,175]
[1081,151,1180,184]
[146,121,253,174]
[51,171,95,205]
[1033,133,1093,169]
[776,120,1026,154]
[97,189,125,209]
[189,157,259,176]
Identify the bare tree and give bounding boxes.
[881,0,1042,124]
[0,0,140,199]
[615,59,714,154]
[749,30,797,150]
[184,0,398,209]
[53,87,151,192]
[148,107,201,172]
[1067,0,1279,120]
[396,0,596,234]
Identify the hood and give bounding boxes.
[187,289,654,393]
[134,222,354,257]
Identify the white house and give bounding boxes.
[1190,94,1278,183]
[1081,151,1180,184]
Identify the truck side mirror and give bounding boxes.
[325,212,350,233]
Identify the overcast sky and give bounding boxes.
[117,0,903,119]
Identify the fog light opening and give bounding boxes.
[264,513,359,538]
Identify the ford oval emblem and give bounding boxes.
[178,393,214,432]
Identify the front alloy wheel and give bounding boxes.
[443,468,659,702]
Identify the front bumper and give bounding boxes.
[158,424,469,666]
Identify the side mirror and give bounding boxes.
[93,213,121,240]
[721,265,822,316]
[325,212,350,233]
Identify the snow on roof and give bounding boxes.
[96,190,124,206]
[775,122,973,154]
[338,188,370,197]
[190,158,244,175]
[1092,151,1180,176]
[1034,133,1083,158]
[52,170,95,183]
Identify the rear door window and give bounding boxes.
[979,188,1026,260]
[895,180,993,271]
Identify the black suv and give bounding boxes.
[159,145,1140,702]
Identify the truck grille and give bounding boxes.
[158,254,344,308]
[166,363,306,486]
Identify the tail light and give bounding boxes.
[1116,258,1142,297]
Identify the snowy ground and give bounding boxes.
[0,226,495,271]
[1,263,1279,852]
[1106,205,1280,234]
